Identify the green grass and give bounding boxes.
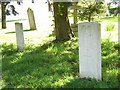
[1,37,120,88]
[6,19,27,22]
[100,16,118,22]
[0,16,119,88]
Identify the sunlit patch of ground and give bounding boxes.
[0,21,118,45]
[0,1,54,45]
[0,22,54,45]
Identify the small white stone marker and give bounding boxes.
[15,22,25,52]
[78,22,101,80]
[27,8,36,30]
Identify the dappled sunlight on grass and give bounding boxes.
[106,69,118,76]
[9,53,23,64]
[1,37,119,88]
[0,27,54,45]
[2,38,80,88]
[51,75,74,87]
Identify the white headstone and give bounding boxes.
[15,22,25,52]
[78,22,101,80]
[27,8,36,30]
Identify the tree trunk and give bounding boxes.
[53,2,74,41]
[88,14,91,22]
[1,2,6,29]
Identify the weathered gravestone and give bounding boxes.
[78,22,101,80]
[27,8,36,30]
[15,22,25,52]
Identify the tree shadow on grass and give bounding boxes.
[2,39,79,88]
[6,19,27,22]
[1,39,120,88]
[5,29,36,34]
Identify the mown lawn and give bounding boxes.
[1,37,120,88]
[0,16,120,88]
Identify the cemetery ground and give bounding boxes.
[0,16,120,88]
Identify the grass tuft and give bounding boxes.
[105,23,115,31]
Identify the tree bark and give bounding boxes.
[88,15,91,22]
[1,2,6,29]
[53,2,74,41]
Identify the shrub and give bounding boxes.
[105,23,115,31]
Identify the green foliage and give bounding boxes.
[105,23,115,31]
[57,2,72,16]
[1,37,119,88]
[78,1,106,22]
[109,7,117,14]
[109,7,120,15]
